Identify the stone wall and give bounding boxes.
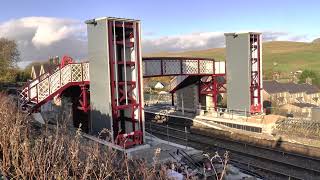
[176,85,198,113]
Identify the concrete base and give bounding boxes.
[83,132,202,164]
[129,137,202,164]
[32,113,45,124]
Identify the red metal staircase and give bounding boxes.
[19,58,90,113]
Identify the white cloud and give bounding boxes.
[0,17,87,67]
[142,30,316,54]
[262,31,314,42]
[142,32,225,53]
[0,17,84,47]
[0,16,316,68]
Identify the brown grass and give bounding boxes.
[0,92,231,179]
[0,93,167,179]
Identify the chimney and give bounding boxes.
[291,74,298,84]
[272,72,280,81]
[306,77,312,85]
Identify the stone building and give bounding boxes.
[263,80,320,116]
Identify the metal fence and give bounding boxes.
[145,121,191,149]
[274,118,320,139]
[262,106,314,120]
[144,93,172,105]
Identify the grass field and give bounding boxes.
[145,41,320,79]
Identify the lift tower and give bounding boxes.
[86,17,144,148]
[225,32,263,114]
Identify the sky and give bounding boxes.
[0,0,319,67]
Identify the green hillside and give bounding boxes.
[145,41,320,79]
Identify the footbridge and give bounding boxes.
[20,57,225,113]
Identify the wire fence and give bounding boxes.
[144,93,172,105]
[145,96,316,122]
[145,102,320,139]
[274,118,320,139]
[145,121,191,149]
[143,89,320,147]
[264,106,313,119]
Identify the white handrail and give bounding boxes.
[22,62,89,105]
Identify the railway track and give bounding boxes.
[168,119,320,171]
[145,121,320,180]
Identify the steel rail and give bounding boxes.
[146,122,320,179]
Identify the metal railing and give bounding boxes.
[169,75,188,92]
[144,93,172,105]
[146,121,190,149]
[145,107,264,134]
[20,62,89,107]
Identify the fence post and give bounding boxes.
[166,124,169,144]
[181,93,185,115]
[232,110,233,120]
[245,108,247,121]
[185,126,188,150]
[150,121,152,141]
[216,107,218,118]
[246,108,249,121]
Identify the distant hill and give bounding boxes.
[313,38,320,43]
[145,41,320,79]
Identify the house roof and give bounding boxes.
[300,83,319,94]
[263,80,320,94]
[42,63,58,73]
[148,81,167,88]
[32,64,41,77]
[292,102,319,108]
[263,80,287,93]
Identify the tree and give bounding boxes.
[24,61,43,76]
[298,70,320,87]
[15,69,31,82]
[0,38,20,82]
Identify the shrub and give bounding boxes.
[0,93,166,179]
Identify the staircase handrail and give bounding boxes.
[21,62,89,105]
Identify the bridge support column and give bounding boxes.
[78,85,90,113]
[199,75,226,111]
[171,93,174,106]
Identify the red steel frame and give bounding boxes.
[199,74,226,109]
[200,60,226,108]
[143,57,226,109]
[143,57,218,78]
[249,34,262,113]
[107,20,143,148]
[78,85,90,113]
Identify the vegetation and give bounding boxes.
[298,69,320,86]
[15,69,31,82]
[24,61,43,76]
[0,38,20,82]
[145,40,320,80]
[0,93,230,179]
[0,93,169,179]
[0,38,30,83]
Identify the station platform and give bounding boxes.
[144,104,277,136]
